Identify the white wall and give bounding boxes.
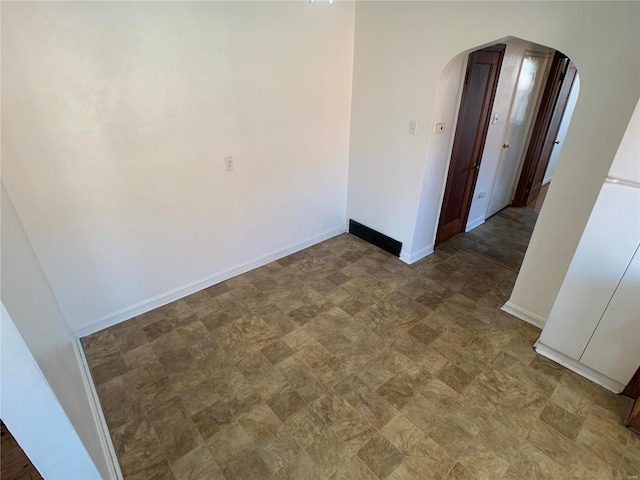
[407,54,467,262]
[466,38,552,230]
[0,184,112,478]
[348,1,639,325]
[536,100,640,391]
[543,75,580,184]
[1,304,101,479]
[1,1,355,334]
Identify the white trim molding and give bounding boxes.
[74,226,346,337]
[73,338,123,480]
[465,215,485,232]
[534,341,626,393]
[501,301,546,329]
[400,244,434,265]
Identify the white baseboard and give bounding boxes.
[73,338,123,480]
[400,244,434,265]
[74,226,346,337]
[501,301,546,329]
[465,215,485,232]
[534,341,625,393]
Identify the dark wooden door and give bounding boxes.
[623,367,640,400]
[513,53,577,206]
[436,44,505,245]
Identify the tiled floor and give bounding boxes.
[447,207,538,271]
[83,208,639,480]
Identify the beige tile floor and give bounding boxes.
[83,208,639,480]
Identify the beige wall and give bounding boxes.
[2,1,355,334]
[348,1,639,324]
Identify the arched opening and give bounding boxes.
[426,36,580,275]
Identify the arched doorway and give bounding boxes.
[432,37,580,259]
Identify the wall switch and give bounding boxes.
[478,190,487,198]
[225,156,234,171]
[409,120,418,135]
[435,123,445,134]
[492,113,500,125]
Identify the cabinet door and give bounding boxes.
[580,246,640,385]
[538,183,640,360]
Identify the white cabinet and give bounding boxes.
[536,181,640,392]
[581,248,640,384]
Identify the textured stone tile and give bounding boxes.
[205,421,253,466]
[127,460,175,480]
[237,403,282,443]
[82,330,120,366]
[331,455,378,480]
[529,355,565,382]
[90,354,128,386]
[311,392,358,427]
[152,412,204,463]
[473,417,522,462]
[407,323,439,347]
[175,320,210,345]
[177,380,219,416]
[335,374,397,429]
[539,402,584,441]
[357,433,403,480]
[112,325,148,354]
[142,319,175,342]
[267,385,307,422]
[400,393,441,434]
[261,338,295,365]
[619,444,640,477]
[122,344,159,370]
[380,415,423,455]
[191,401,233,440]
[330,414,377,454]
[112,417,165,477]
[428,416,475,459]
[272,451,324,480]
[376,376,415,410]
[437,364,474,394]
[527,420,583,468]
[283,406,328,449]
[170,444,223,480]
[457,443,510,480]
[418,378,459,411]
[502,442,566,480]
[221,448,272,480]
[549,384,592,417]
[306,429,352,478]
[255,425,301,474]
[391,435,455,480]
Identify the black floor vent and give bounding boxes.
[348,219,402,257]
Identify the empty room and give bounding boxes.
[1,1,639,479]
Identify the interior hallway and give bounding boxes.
[83,208,639,480]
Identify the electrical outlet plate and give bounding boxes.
[225,156,234,171]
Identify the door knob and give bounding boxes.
[503,142,511,149]
[554,140,560,144]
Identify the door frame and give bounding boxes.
[512,52,576,206]
[435,43,506,245]
[485,50,551,218]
